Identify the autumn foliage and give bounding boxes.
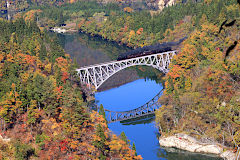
[156,18,240,152]
[0,17,141,159]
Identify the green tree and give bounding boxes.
[120,131,129,145]
[132,142,137,156]
[99,104,107,122]
[93,124,107,159]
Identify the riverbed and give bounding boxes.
[61,32,223,160]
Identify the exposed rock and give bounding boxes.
[221,101,226,106]
[220,150,236,160]
[0,135,10,143]
[158,0,176,11]
[159,133,236,160]
[145,0,177,11]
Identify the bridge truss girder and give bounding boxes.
[76,50,177,90]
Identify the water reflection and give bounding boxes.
[57,32,131,67]
[96,79,222,160]
[105,89,162,123]
[59,32,140,91]
[120,114,155,125]
[157,147,223,160]
[61,32,223,160]
[96,79,163,159]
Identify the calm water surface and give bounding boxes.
[95,79,222,160]
[61,32,222,160]
[96,79,163,159]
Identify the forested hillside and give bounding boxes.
[31,0,238,48]
[0,17,141,159]
[156,8,240,156]
[77,0,239,47]
[0,0,155,12]
[1,0,240,158]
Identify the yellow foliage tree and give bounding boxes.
[124,7,133,13]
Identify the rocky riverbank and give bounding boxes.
[159,133,237,160]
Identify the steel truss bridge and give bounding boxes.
[76,50,177,90]
[104,90,163,123]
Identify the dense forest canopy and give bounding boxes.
[0,15,142,159]
[156,20,240,155]
[155,1,240,156]
[0,0,240,159]
[28,0,238,47]
[44,0,240,156]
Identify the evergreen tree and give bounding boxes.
[132,142,137,156]
[99,104,107,122]
[120,131,129,145]
[93,124,107,159]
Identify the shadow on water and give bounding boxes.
[117,114,223,160]
[54,32,131,62]
[55,32,143,90]
[120,114,155,125]
[120,114,222,160]
[157,147,223,160]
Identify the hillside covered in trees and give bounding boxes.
[28,0,239,48]
[48,0,239,156]
[0,0,160,12]
[1,0,240,159]
[156,5,240,158]
[77,0,239,47]
[0,16,142,159]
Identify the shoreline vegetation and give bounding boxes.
[0,0,240,159]
[155,18,240,160]
[0,13,142,160]
[44,2,240,158]
[58,1,238,47]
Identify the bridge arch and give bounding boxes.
[95,63,165,90]
[76,51,176,90]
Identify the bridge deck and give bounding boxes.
[76,50,177,90]
[76,50,177,70]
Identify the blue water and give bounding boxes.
[96,79,162,111]
[62,32,223,160]
[96,79,163,159]
[95,79,223,160]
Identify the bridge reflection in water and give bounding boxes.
[104,89,163,123]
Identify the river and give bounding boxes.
[59,32,223,160]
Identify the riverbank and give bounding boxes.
[159,134,237,160]
[50,23,78,33]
